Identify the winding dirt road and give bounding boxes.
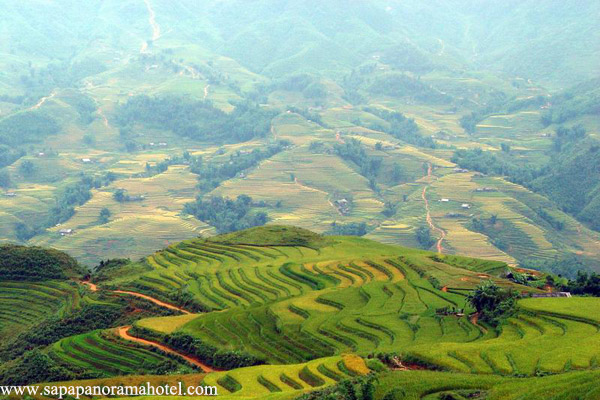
[113,290,191,314]
[117,326,213,372]
[30,90,56,110]
[81,281,191,314]
[140,0,161,53]
[421,163,446,253]
[469,312,488,334]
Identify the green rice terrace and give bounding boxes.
[2,226,599,399]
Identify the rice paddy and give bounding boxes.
[0,281,80,341]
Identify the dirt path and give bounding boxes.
[470,312,488,334]
[117,326,213,372]
[30,90,56,110]
[421,163,446,253]
[293,176,328,195]
[81,281,98,292]
[112,290,191,314]
[437,38,445,56]
[140,0,160,53]
[97,107,110,128]
[80,282,191,314]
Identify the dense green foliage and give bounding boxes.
[364,108,435,148]
[415,226,435,249]
[562,271,600,296]
[334,139,382,190]
[327,222,368,236]
[541,78,600,125]
[190,141,289,191]
[184,195,268,234]
[116,96,277,143]
[0,145,25,168]
[468,281,518,326]
[368,73,449,104]
[210,225,332,249]
[0,111,60,145]
[44,173,117,231]
[0,304,126,361]
[0,244,82,281]
[0,349,75,386]
[453,136,600,232]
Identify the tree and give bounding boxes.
[0,169,11,188]
[15,223,35,241]
[375,142,383,151]
[113,189,128,202]
[391,163,403,183]
[327,222,367,236]
[416,226,435,249]
[468,281,518,326]
[19,160,35,176]
[382,201,397,217]
[98,208,111,224]
[501,143,511,153]
[82,133,95,146]
[360,379,375,400]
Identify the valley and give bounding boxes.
[0,1,599,398]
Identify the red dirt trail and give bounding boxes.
[81,282,191,314]
[421,163,446,253]
[470,312,488,334]
[117,326,213,372]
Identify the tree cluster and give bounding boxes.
[115,95,277,143]
[0,244,82,281]
[334,139,382,191]
[364,107,435,148]
[190,141,289,192]
[468,281,519,326]
[327,222,368,236]
[184,195,269,234]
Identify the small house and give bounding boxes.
[461,203,471,209]
[4,192,16,197]
[81,158,92,163]
[59,228,73,236]
[440,198,450,202]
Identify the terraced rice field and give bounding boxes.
[373,369,600,400]
[204,355,367,399]
[409,297,600,375]
[420,170,600,265]
[0,281,80,341]
[48,329,192,377]
[106,234,544,370]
